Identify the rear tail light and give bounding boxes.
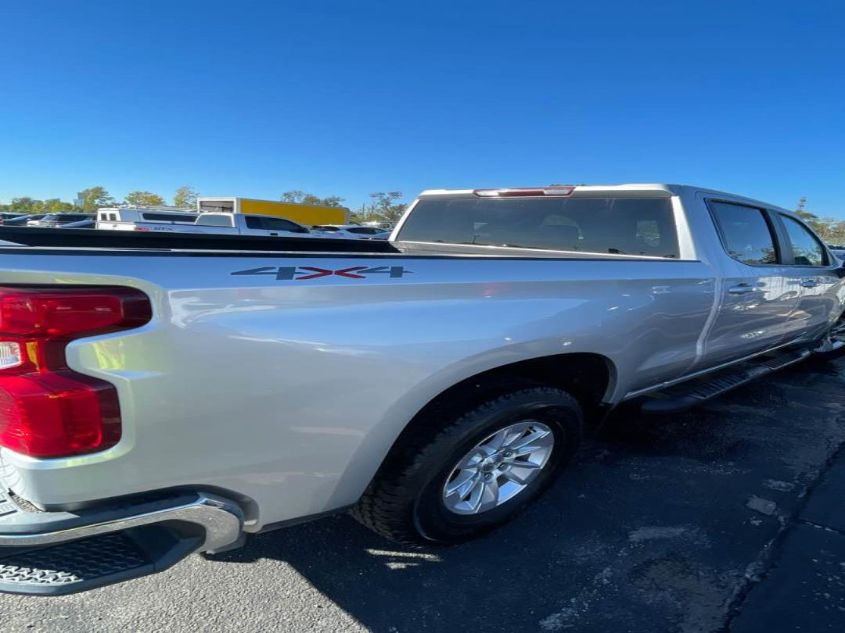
[473,186,575,197]
[0,286,151,458]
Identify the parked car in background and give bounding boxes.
[26,213,94,228]
[0,213,24,225]
[58,217,96,229]
[313,224,392,239]
[97,207,199,231]
[2,214,45,226]
[135,212,314,237]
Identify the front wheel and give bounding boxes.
[352,387,583,545]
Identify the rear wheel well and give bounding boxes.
[408,353,614,434]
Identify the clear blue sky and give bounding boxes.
[2,1,843,216]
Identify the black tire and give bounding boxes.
[351,386,583,545]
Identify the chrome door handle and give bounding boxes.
[800,279,818,288]
[728,283,759,295]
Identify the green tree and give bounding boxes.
[173,186,199,209]
[78,186,114,211]
[43,198,74,212]
[280,190,307,203]
[366,191,406,222]
[280,190,346,208]
[313,195,345,208]
[124,191,166,207]
[9,197,42,213]
[795,198,845,245]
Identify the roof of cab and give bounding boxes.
[416,184,794,216]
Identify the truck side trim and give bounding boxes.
[622,339,810,401]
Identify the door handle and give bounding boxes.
[728,283,760,295]
[800,279,818,288]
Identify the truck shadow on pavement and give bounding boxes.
[210,359,845,633]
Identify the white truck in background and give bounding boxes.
[96,207,199,231]
[135,212,315,237]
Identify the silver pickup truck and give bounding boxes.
[0,184,842,595]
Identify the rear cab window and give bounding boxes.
[396,196,680,258]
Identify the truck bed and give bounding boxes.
[0,226,398,254]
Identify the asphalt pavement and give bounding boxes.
[1,357,844,632]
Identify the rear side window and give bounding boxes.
[246,216,307,233]
[709,202,777,265]
[396,197,680,258]
[780,215,827,266]
[141,212,196,223]
[197,214,234,227]
[263,217,307,233]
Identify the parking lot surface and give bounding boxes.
[1,358,844,632]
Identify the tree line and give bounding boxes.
[0,187,408,223]
[794,198,845,246]
[0,186,201,214]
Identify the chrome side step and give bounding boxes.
[640,348,812,414]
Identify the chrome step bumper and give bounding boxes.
[0,490,243,595]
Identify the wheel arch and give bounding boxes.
[407,352,616,425]
[331,352,617,511]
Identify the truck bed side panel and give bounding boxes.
[0,252,714,527]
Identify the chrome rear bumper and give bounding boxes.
[0,489,244,595]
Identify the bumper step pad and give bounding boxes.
[0,532,151,593]
[0,490,242,595]
[0,525,202,595]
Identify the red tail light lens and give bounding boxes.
[0,286,151,458]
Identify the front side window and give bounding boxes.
[396,196,680,258]
[780,215,827,266]
[709,202,777,265]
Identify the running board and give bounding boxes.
[640,348,812,414]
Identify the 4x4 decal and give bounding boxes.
[232,265,413,281]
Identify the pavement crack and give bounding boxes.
[717,437,845,633]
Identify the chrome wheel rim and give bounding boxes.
[442,421,555,515]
